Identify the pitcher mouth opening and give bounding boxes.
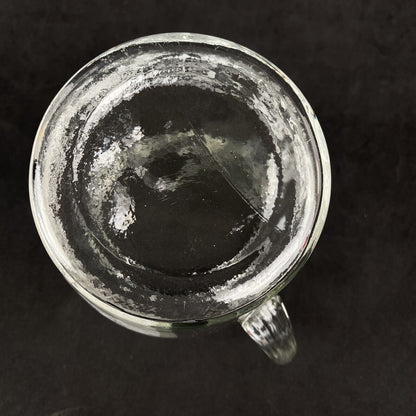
[29,33,331,326]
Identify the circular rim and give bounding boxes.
[29,32,331,332]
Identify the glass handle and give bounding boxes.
[239,295,297,364]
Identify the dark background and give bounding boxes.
[1,0,415,415]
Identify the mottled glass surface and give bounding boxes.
[31,34,323,321]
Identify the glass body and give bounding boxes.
[29,33,330,362]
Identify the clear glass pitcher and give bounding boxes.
[29,33,330,364]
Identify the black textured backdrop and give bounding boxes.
[1,1,415,415]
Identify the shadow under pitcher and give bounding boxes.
[29,33,331,364]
